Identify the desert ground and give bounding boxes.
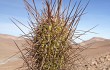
[0,34,110,70]
[0,34,25,70]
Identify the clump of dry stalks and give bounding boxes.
[12,0,91,70]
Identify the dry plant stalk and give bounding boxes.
[12,0,90,70]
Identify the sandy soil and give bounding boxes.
[0,34,25,70]
[0,34,110,70]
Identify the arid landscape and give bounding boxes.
[0,34,110,70]
[0,0,110,70]
[0,34,25,70]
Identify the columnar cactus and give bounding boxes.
[13,0,89,70]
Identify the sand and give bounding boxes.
[0,34,110,70]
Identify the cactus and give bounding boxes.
[12,0,90,70]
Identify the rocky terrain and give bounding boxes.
[88,53,110,70]
[0,34,110,70]
[75,37,110,70]
[73,52,110,70]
